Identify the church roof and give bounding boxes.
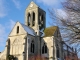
[21,23,35,36]
[44,26,58,37]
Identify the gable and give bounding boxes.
[9,22,27,37]
[9,22,35,37]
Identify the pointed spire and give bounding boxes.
[30,0,37,5]
[30,0,33,2]
[31,0,33,1]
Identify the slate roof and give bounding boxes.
[44,26,58,37]
[21,23,35,36]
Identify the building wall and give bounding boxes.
[6,22,27,60]
[0,48,7,60]
[43,36,53,60]
[42,36,63,60]
[9,34,26,60]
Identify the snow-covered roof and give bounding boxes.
[21,23,35,36]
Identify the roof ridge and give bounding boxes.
[46,26,58,28]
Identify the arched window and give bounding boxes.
[45,45,47,53]
[41,15,44,21]
[57,49,59,58]
[42,43,47,54]
[12,38,23,55]
[31,40,34,53]
[32,12,35,26]
[56,44,59,58]
[7,39,10,54]
[39,14,44,30]
[39,13,41,21]
[17,26,19,33]
[42,45,45,54]
[41,15,44,26]
[28,13,31,26]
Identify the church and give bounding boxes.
[0,1,78,60]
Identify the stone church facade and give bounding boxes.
[0,1,78,60]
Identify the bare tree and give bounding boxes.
[49,0,80,53]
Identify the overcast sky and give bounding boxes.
[0,0,65,52]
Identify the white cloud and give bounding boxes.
[0,24,5,36]
[0,20,15,48]
[9,19,16,29]
[12,0,21,9]
[0,24,6,47]
[56,9,68,19]
[5,19,15,30]
[36,0,65,6]
[37,0,57,6]
[0,0,7,18]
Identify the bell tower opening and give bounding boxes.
[39,14,44,30]
[28,13,31,26]
[32,12,35,26]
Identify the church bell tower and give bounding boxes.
[25,1,46,35]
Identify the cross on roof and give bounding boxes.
[31,0,36,2]
[31,0,34,1]
[31,0,37,6]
